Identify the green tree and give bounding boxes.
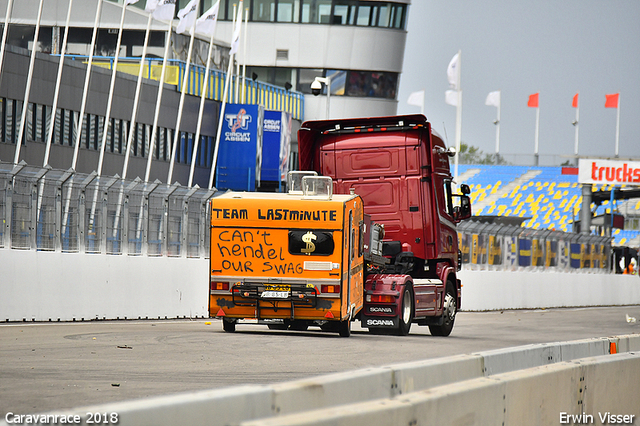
[458,142,509,165]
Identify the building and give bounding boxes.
[0,0,410,186]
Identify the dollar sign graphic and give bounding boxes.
[301,231,317,253]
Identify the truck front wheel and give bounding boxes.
[396,284,414,336]
[428,282,457,337]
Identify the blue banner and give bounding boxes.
[518,239,532,267]
[216,104,263,191]
[261,110,291,183]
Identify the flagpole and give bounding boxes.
[0,0,14,83]
[234,3,244,103]
[209,4,239,190]
[167,1,199,186]
[573,95,580,166]
[39,0,74,225]
[65,0,103,241]
[122,13,153,181]
[113,9,156,240]
[495,99,501,165]
[71,0,103,171]
[614,95,620,158]
[97,1,129,176]
[43,0,74,167]
[241,7,248,104]
[13,0,44,165]
[534,104,540,166]
[189,6,219,187]
[453,50,461,184]
[145,16,174,183]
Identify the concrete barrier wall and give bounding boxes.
[5,335,636,426]
[459,270,640,311]
[0,250,209,321]
[251,354,640,426]
[2,251,640,322]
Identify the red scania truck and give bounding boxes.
[297,114,471,336]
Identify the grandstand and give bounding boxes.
[456,164,640,247]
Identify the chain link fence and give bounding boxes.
[0,162,213,258]
[458,220,612,273]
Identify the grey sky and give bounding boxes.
[397,1,640,166]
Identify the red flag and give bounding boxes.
[527,93,539,108]
[572,93,579,108]
[605,93,619,108]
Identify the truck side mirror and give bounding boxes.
[460,184,470,195]
[452,195,472,222]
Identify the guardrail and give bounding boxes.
[9,334,637,426]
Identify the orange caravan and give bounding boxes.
[209,173,364,337]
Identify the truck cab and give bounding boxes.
[298,114,471,336]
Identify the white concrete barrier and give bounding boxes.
[4,335,638,426]
[3,250,640,322]
[0,250,209,321]
[241,353,640,426]
[459,270,640,311]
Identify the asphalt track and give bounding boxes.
[1,306,639,417]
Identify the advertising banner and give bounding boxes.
[578,158,640,185]
[216,104,263,191]
[518,238,532,267]
[261,110,292,183]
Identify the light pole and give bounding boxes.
[311,75,333,119]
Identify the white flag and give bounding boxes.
[196,1,220,37]
[229,4,243,55]
[407,90,424,108]
[125,0,140,5]
[146,0,176,21]
[445,89,459,106]
[447,52,460,89]
[485,90,500,108]
[176,0,198,34]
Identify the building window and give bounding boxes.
[332,1,356,25]
[355,3,372,26]
[347,70,397,98]
[277,0,300,22]
[297,68,397,99]
[252,0,276,22]
[301,0,332,23]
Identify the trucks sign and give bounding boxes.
[578,158,640,185]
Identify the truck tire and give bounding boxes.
[396,284,414,336]
[429,282,456,337]
[338,320,351,337]
[222,319,236,333]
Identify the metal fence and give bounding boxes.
[0,162,213,258]
[458,220,612,273]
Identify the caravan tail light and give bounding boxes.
[211,282,230,291]
[321,285,341,294]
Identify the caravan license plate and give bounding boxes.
[261,291,289,299]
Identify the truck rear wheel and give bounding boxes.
[222,319,236,333]
[428,282,457,337]
[396,284,414,336]
[338,320,351,337]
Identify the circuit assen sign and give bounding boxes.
[578,159,640,185]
